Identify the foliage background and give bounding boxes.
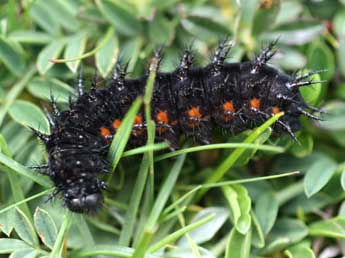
[0,0,345,257]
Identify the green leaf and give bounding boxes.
[255,191,278,236]
[181,16,229,41]
[223,185,251,234]
[27,77,74,103]
[41,0,80,32]
[29,0,61,35]
[50,212,72,258]
[0,37,26,76]
[318,101,345,131]
[10,249,38,258]
[307,40,335,82]
[299,71,323,106]
[0,239,29,253]
[251,211,265,248]
[95,30,119,78]
[223,186,241,225]
[309,216,345,238]
[333,10,345,38]
[252,0,280,36]
[95,0,142,36]
[0,209,15,236]
[289,132,313,158]
[263,218,308,254]
[64,33,88,73]
[8,100,50,134]
[338,38,345,78]
[178,207,229,246]
[37,40,65,75]
[262,21,324,45]
[9,30,53,44]
[34,207,57,249]
[304,154,337,197]
[285,246,315,258]
[225,227,251,258]
[13,208,38,247]
[148,14,176,45]
[341,167,345,191]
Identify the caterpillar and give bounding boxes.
[30,40,323,213]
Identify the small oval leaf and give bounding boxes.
[37,40,65,75]
[304,154,337,197]
[64,33,87,73]
[34,207,57,249]
[13,208,38,246]
[8,100,50,134]
[95,30,119,78]
[0,37,26,76]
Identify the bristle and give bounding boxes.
[294,69,327,82]
[43,106,55,128]
[286,80,326,89]
[212,38,232,73]
[30,127,50,143]
[251,39,278,74]
[77,64,84,96]
[277,120,299,142]
[50,94,60,117]
[297,107,323,120]
[178,49,194,80]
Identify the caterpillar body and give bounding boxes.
[31,40,323,213]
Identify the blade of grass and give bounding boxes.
[108,97,142,171]
[133,154,186,255]
[148,213,215,253]
[122,142,168,157]
[118,153,150,246]
[0,188,54,215]
[146,154,186,230]
[162,185,202,216]
[72,245,164,258]
[195,112,284,201]
[202,171,300,188]
[0,65,36,126]
[49,212,73,258]
[0,135,31,219]
[131,231,154,258]
[144,56,158,210]
[0,152,52,187]
[155,143,284,161]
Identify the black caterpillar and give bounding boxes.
[31,40,323,213]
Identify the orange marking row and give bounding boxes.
[250,98,261,110]
[101,101,280,138]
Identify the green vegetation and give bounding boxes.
[0,0,345,257]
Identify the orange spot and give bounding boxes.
[223,101,235,113]
[272,106,280,114]
[157,127,167,134]
[187,107,202,119]
[156,111,169,124]
[112,119,121,129]
[100,127,111,138]
[134,115,143,124]
[250,98,261,110]
[171,120,178,126]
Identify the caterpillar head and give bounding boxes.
[63,184,104,213]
